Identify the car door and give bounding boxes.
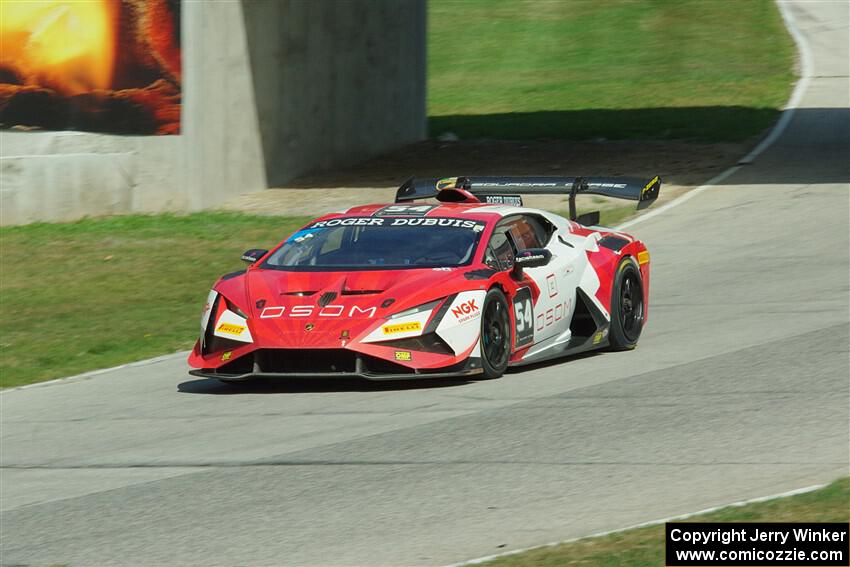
[488,215,573,349]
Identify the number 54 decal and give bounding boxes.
[513,287,534,347]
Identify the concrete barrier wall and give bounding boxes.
[242,0,427,185]
[0,1,267,225]
[0,0,427,225]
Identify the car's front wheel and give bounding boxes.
[480,288,511,379]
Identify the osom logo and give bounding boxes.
[260,305,377,319]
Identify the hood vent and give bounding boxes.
[281,291,317,296]
[341,289,384,296]
[318,291,338,307]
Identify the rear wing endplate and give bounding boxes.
[395,176,661,221]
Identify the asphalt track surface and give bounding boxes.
[2,2,848,566]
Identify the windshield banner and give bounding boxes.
[307,217,486,230]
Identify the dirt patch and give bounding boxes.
[221,138,753,219]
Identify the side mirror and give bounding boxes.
[241,248,268,264]
[514,248,552,269]
[511,248,551,279]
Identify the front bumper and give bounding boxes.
[189,347,482,381]
[189,367,483,382]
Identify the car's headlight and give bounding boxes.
[390,299,443,319]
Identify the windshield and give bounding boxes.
[262,217,487,271]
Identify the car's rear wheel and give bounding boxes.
[608,257,644,351]
[480,288,511,379]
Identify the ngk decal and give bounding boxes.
[451,298,480,324]
[260,305,377,319]
[436,290,487,355]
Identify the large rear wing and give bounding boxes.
[395,175,661,221]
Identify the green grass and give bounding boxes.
[0,213,309,388]
[429,0,795,141]
[482,477,850,567]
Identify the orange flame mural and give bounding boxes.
[0,0,181,135]
[1,0,118,95]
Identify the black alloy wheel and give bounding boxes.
[480,288,511,379]
[608,258,644,350]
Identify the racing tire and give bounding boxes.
[480,288,511,379]
[607,257,645,351]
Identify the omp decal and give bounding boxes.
[436,177,459,190]
[450,299,480,324]
[546,274,558,298]
[536,299,570,332]
[592,329,608,345]
[638,250,650,265]
[383,322,422,335]
[373,204,437,217]
[221,351,232,361]
[513,287,534,347]
[259,305,377,318]
[394,351,412,361]
[216,322,246,336]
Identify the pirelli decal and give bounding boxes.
[382,322,422,335]
[216,322,246,336]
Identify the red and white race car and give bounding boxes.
[188,175,659,382]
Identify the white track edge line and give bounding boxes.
[1,350,190,393]
[617,0,811,231]
[5,1,812,393]
[444,483,827,567]
[738,1,813,165]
